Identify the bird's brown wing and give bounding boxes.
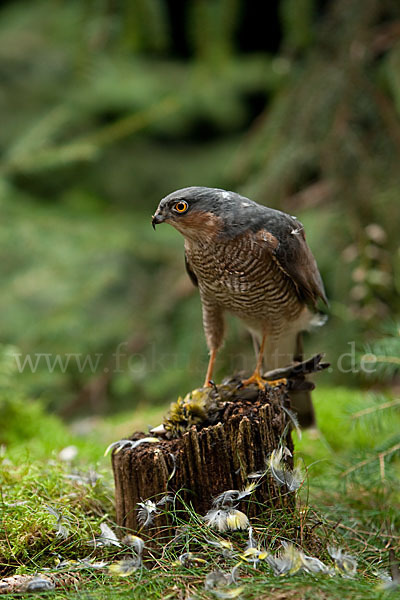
[256,222,328,309]
[185,252,198,287]
[277,226,327,307]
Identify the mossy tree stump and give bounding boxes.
[111,356,328,538]
[112,386,293,537]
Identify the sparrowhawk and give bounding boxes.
[152,187,327,425]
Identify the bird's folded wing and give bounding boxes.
[255,219,328,309]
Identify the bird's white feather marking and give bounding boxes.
[290,226,303,235]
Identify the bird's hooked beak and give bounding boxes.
[151,209,166,230]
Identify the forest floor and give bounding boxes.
[1,385,399,599]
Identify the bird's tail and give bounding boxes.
[262,330,315,428]
[289,332,315,428]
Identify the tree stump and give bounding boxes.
[111,355,328,538]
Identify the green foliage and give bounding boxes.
[297,385,400,586]
[0,0,398,409]
[280,0,316,52]
[0,345,64,447]
[188,0,240,63]
[0,0,399,595]
[0,459,114,572]
[230,0,400,368]
[1,383,399,597]
[360,321,400,382]
[0,0,288,410]
[299,385,400,475]
[0,0,276,184]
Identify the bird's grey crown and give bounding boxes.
[161,186,300,239]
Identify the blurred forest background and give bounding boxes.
[1,0,399,424]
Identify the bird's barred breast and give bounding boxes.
[185,236,303,322]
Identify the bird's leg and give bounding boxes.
[204,348,217,387]
[242,334,267,389]
[242,334,288,389]
[201,298,224,388]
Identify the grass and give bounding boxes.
[1,385,399,598]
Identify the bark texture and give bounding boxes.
[112,385,294,537]
[112,356,328,537]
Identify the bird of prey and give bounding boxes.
[152,187,327,424]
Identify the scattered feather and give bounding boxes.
[150,423,166,435]
[104,437,159,457]
[240,547,269,565]
[137,496,173,528]
[282,406,302,440]
[205,563,241,589]
[205,537,234,559]
[226,509,249,531]
[156,494,173,506]
[205,570,230,590]
[266,543,331,577]
[247,470,266,480]
[301,554,332,575]
[104,439,133,456]
[213,482,258,508]
[99,522,121,546]
[54,558,77,570]
[266,543,304,576]
[78,558,108,570]
[377,571,400,591]
[205,568,244,598]
[230,563,241,584]
[137,500,158,527]
[121,534,145,556]
[65,470,101,486]
[210,586,244,599]
[242,524,266,564]
[58,445,78,462]
[206,538,234,551]
[167,453,177,482]
[44,505,71,538]
[328,546,357,577]
[174,552,207,567]
[54,557,109,571]
[203,507,249,532]
[88,523,121,547]
[246,526,256,550]
[204,509,230,532]
[172,526,190,542]
[109,557,141,577]
[267,448,303,492]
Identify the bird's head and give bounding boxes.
[152,186,248,240]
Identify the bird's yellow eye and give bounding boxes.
[174,201,188,213]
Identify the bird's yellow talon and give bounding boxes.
[265,377,287,387]
[241,372,267,390]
